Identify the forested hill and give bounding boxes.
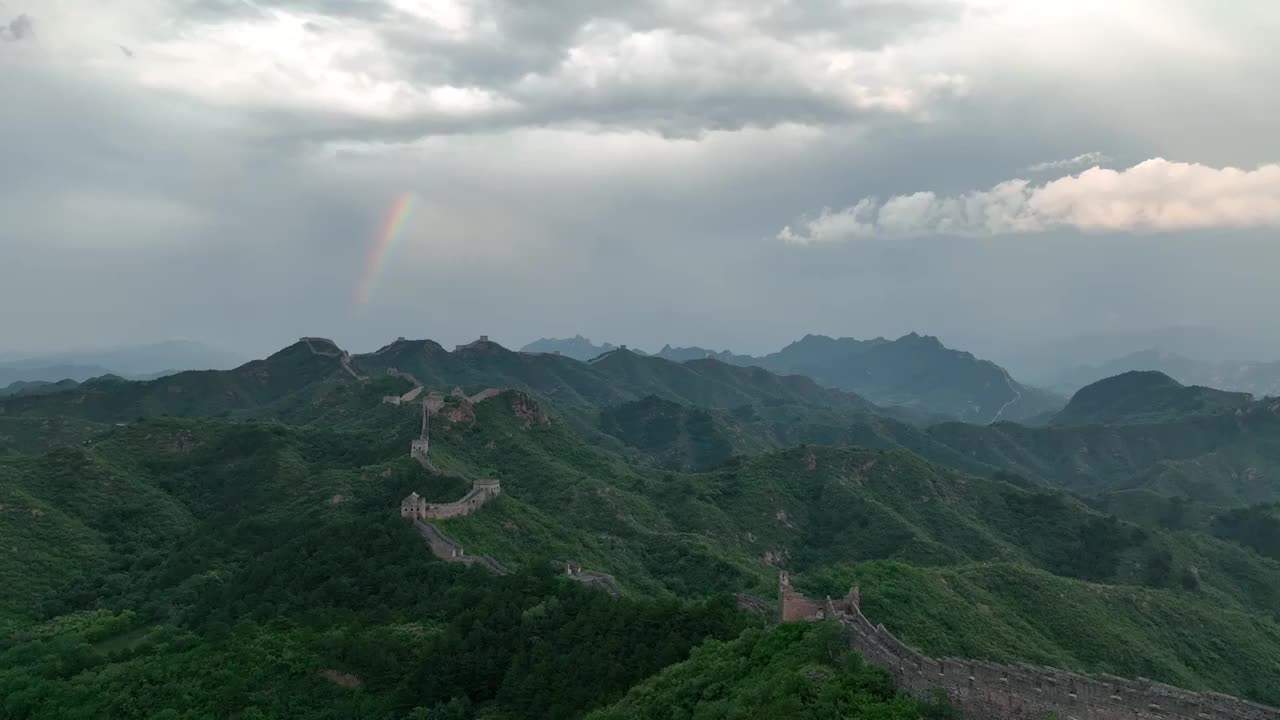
[6,335,1280,716]
[7,337,1280,507]
[7,387,1280,710]
[592,382,1280,507]
[0,337,887,440]
[526,332,1064,423]
[654,333,1063,423]
[1050,370,1255,425]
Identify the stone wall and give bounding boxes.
[557,561,621,596]
[410,438,430,462]
[383,386,426,406]
[300,338,362,379]
[778,574,1280,720]
[778,571,826,621]
[468,388,501,404]
[400,479,501,520]
[412,519,509,575]
[778,571,858,621]
[300,337,340,356]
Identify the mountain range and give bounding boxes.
[1049,370,1255,426]
[0,340,248,390]
[1045,348,1280,398]
[519,335,625,361]
[4,333,1280,716]
[523,333,1064,424]
[995,325,1280,383]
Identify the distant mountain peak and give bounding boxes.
[1051,369,1251,426]
[653,332,1061,423]
[1101,369,1182,388]
[455,335,507,353]
[520,336,619,361]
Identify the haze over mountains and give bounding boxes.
[1049,371,1255,426]
[1045,349,1280,399]
[0,340,249,396]
[524,332,1061,424]
[999,327,1280,382]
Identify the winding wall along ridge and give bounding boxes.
[779,572,1280,720]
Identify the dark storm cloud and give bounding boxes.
[379,0,963,86]
[2,0,1279,361]
[160,0,970,141]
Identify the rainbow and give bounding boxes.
[354,192,416,305]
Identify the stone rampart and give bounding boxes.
[338,352,363,380]
[779,571,858,621]
[410,438,433,471]
[557,561,621,596]
[467,388,501,404]
[779,574,1280,720]
[300,338,363,379]
[412,520,509,575]
[383,386,425,406]
[401,479,501,520]
[300,337,340,356]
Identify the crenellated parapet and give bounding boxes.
[400,479,501,520]
[777,573,1280,720]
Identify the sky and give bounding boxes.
[3,0,1280,362]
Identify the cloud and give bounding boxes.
[3,13,32,40]
[1024,151,1111,173]
[779,159,1280,243]
[22,0,970,141]
[6,0,1280,355]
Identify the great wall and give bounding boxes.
[312,334,1278,713]
[555,562,622,596]
[372,356,621,594]
[400,479,503,520]
[777,572,1280,720]
[300,337,363,380]
[411,518,509,576]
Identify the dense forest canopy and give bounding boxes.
[3,338,1280,717]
